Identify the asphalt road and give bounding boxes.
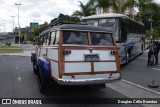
[121,51,160,92]
[0,55,145,107]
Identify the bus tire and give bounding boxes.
[141,44,144,54]
[38,74,47,94]
[33,63,37,75]
[126,53,130,64]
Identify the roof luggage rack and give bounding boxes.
[48,18,81,28]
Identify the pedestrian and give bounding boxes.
[148,38,159,66]
[152,38,159,65]
[154,40,160,65]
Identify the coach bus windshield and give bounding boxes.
[84,18,119,41]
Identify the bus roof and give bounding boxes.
[40,24,113,35]
[82,13,144,26]
[82,13,126,19]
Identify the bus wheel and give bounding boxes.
[38,74,47,94]
[141,44,144,54]
[33,63,37,74]
[126,53,130,64]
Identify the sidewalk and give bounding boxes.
[0,44,35,57]
[0,50,32,56]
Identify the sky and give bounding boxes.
[0,0,88,32]
[0,0,159,32]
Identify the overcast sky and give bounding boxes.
[0,0,88,32]
[0,0,159,32]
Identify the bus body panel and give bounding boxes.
[82,13,145,64]
[50,61,59,78]
[64,62,91,73]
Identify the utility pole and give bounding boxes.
[15,3,22,44]
[11,16,15,43]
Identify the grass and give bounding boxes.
[0,45,23,53]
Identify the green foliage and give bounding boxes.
[27,22,48,41]
[0,46,23,53]
[52,13,80,24]
[122,0,160,38]
[72,0,96,17]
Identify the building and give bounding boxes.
[0,32,13,44]
[97,0,135,15]
[13,22,39,43]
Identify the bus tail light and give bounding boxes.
[71,75,75,79]
[109,73,112,77]
[63,50,71,55]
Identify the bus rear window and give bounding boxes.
[90,32,113,46]
[63,31,88,45]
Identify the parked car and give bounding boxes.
[5,42,11,46]
[31,24,121,93]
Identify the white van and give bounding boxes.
[31,24,121,93]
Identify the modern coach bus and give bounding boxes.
[82,13,145,64]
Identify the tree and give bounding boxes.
[27,22,48,41]
[94,0,126,14]
[122,0,157,22]
[72,0,96,17]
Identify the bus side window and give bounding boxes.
[50,31,56,45]
[43,33,50,45]
[121,19,127,42]
[54,31,60,44]
[39,35,43,45]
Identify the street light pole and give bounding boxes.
[149,15,153,39]
[11,16,15,43]
[0,23,6,44]
[15,3,21,44]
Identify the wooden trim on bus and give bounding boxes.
[88,32,92,46]
[64,60,116,63]
[62,46,117,50]
[116,53,121,73]
[58,31,64,79]
[63,71,118,76]
[88,32,94,74]
[111,33,121,73]
[112,33,117,47]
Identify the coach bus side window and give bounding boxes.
[55,31,60,44]
[50,31,56,45]
[121,19,127,42]
[43,33,50,45]
[39,35,43,45]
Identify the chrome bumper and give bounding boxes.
[56,73,121,85]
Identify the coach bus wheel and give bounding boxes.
[141,44,144,54]
[126,53,130,64]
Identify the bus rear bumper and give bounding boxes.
[56,73,121,85]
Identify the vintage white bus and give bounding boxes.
[82,13,145,64]
[31,24,121,93]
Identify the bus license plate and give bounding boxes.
[84,54,100,62]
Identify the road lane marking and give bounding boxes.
[121,79,160,96]
[17,76,22,82]
[152,68,160,71]
[138,57,148,60]
[106,79,160,107]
